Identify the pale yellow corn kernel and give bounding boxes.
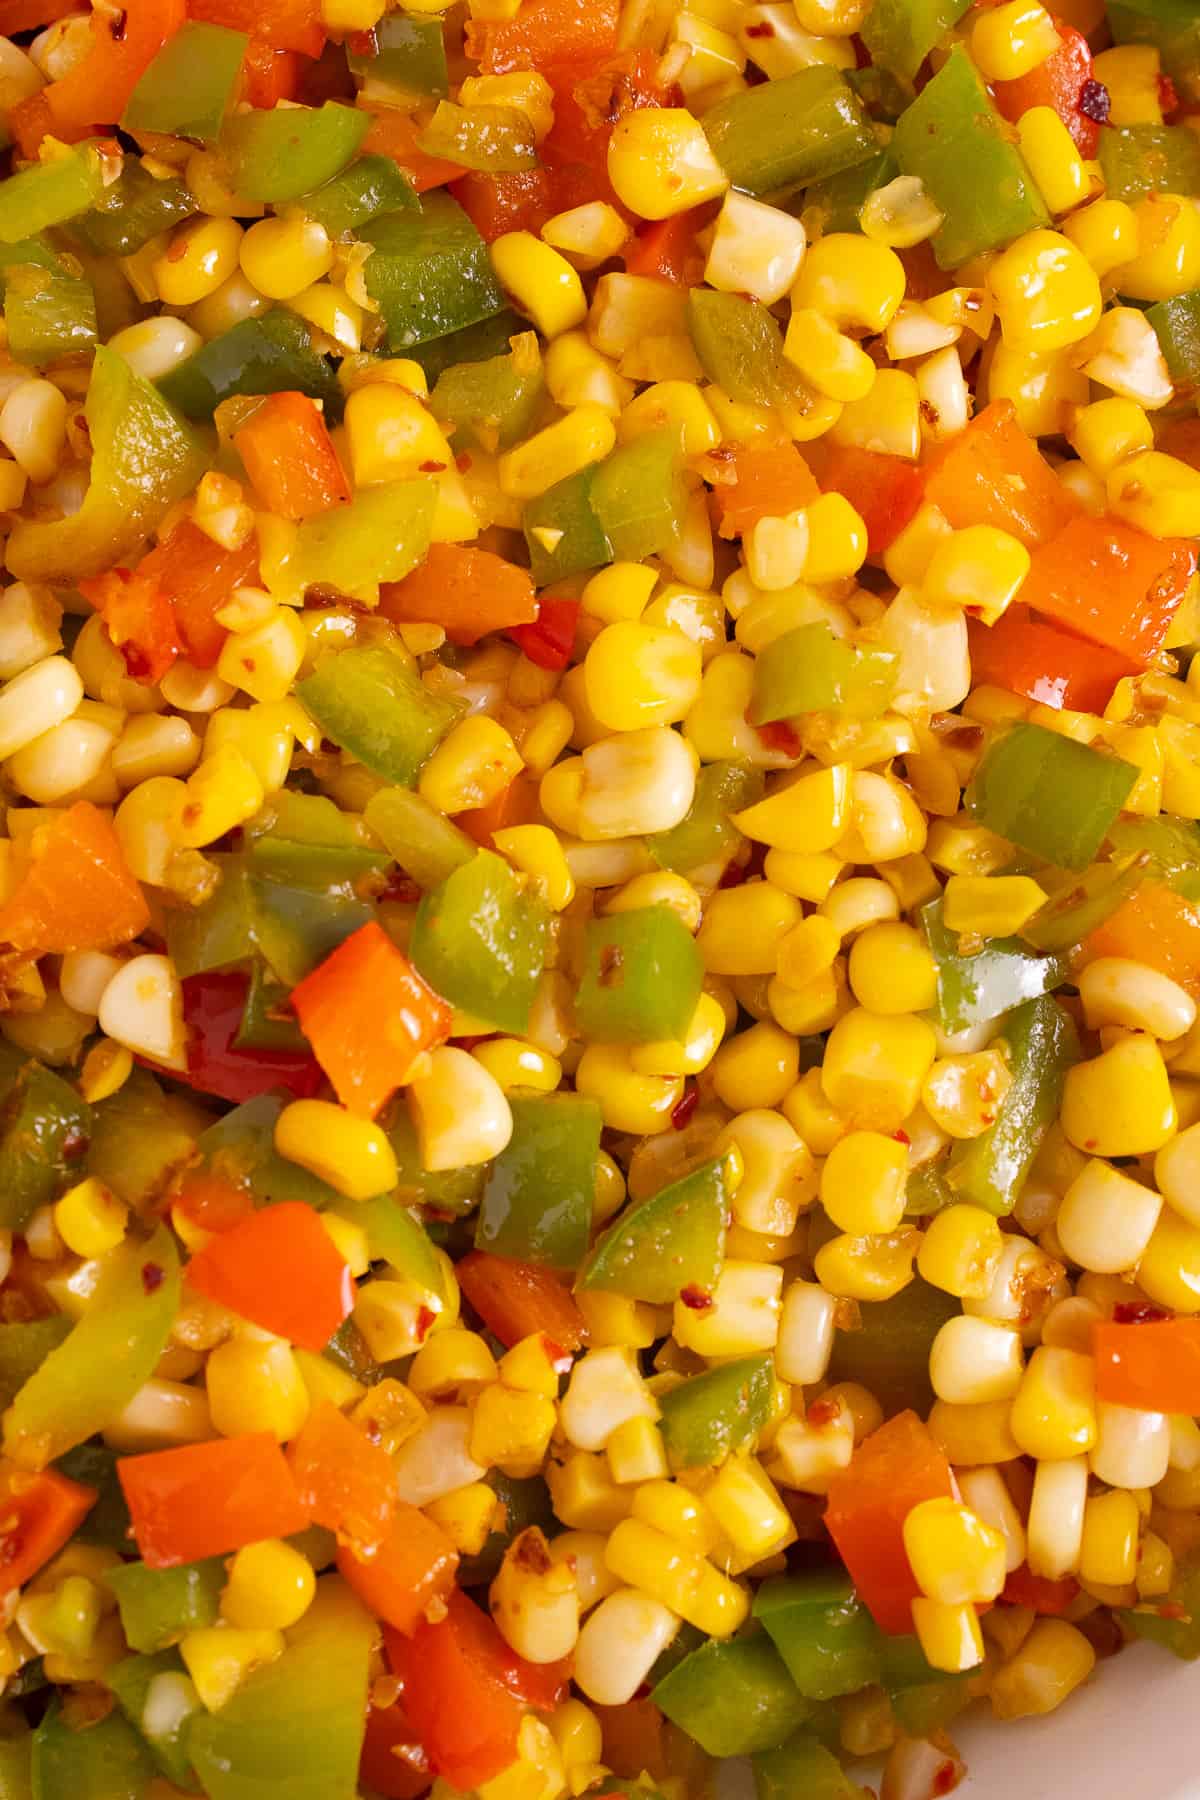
[542,201,630,271]
[491,1527,579,1664]
[107,315,203,383]
[817,879,900,943]
[491,231,587,339]
[285,281,362,353]
[153,217,244,308]
[903,1496,1008,1605]
[1017,106,1087,214]
[604,1518,749,1637]
[417,714,523,817]
[971,0,1060,79]
[989,1619,1096,1719]
[884,502,955,588]
[783,308,876,403]
[1136,1204,1200,1314]
[205,1336,309,1443]
[96,952,185,1069]
[828,366,921,461]
[1115,193,1200,304]
[911,1598,985,1674]
[922,1048,1013,1141]
[606,108,728,220]
[922,526,1031,627]
[581,562,657,625]
[671,10,745,96]
[54,1178,127,1259]
[544,330,632,415]
[619,380,720,456]
[470,1384,557,1477]
[821,1005,938,1132]
[113,777,183,885]
[697,881,803,976]
[215,608,306,705]
[343,383,452,487]
[1080,958,1195,1043]
[704,190,807,306]
[409,1328,498,1402]
[274,1099,397,1201]
[355,1277,449,1364]
[548,1451,635,1532]
[989,229,1101,352]
[573,1587,680,1706]
[203,707,292,794]
[843,770,927,864]
[918,1204,1005,1300]
[1063,198,1140,278]
[630,1482,719,1558]
[858,174,942,252]
[423,1483,498,1556]
[929,1314,1024,1406]
[813,1227,921,1303]
[1010,1346,1097,1460]
[606,870,702,933]
[1061,1033,1176,1155]
[180,1627,284,1712]
[78,1039,133,1105]
[239,217,333,302]
[1069,397,1154,477]
[630,990,726,1079]
[1153,1121,1200,1228]
[769,1394,856,1490]
[498,405,616,500]
[846,921,938,1015]
[1107,448,1200,538]
[791,233,906,334]
[168,745,263,851]
[409,1044,514,1168]
[159,659,235,713]
[744,510,810,592]
[957,1466,1026,1573]
[607,1415,669,1485]
[221,1539,315,1632]
[560,1347,658,1455]
[1076,307,1173,411]
[583,620,703,733]
[713,1109,813,1237]
[821,1130,909,1235]
[792,0,869,31]
[1092,42,1163,126]
[672,1260,783,1356]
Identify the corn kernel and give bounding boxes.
[606,109,728,220]
[1061,1034,1176,1155]
[1092,43,1163,126]
[180,1627,283,1712]
[492,231,587,339]
[275,1099,398,1200]
[1117,193,1200,303]
[221,1539,315,1632]
[989,1619,1096,1719]
[1063,197,1139,278]
[784,309,876,403]
[820,1130,909,1235]
[989,229,1102,352]
[205,1336,309,1443]
[54,1178,127,1259]
[971,0,1060,80]
[470,1383,557,1477]
[605,1518,748,1637]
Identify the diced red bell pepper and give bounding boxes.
[712,442,821,541]
[0,1466,96,1595]
[1083,881,1200,998]
[172,1169,256,1236]
[189,0,325,59]
[119,1434,311,1568]
[1016,514,1195,667]
[78,567,183,687]
[338,1503,459,1635]
[288,1398,396,1555]
[466,0,620,77]
[383,1592,530,1789]
[458,772,542,848]
[359,1699,432,1800]
[360,105,464,191]
[1159,417,1200,472]
[381,543,539,646]
[457,1252,588,1351]
[187,1200,354,1351]
[967,606,1133,714]
[509,595,581,670]
[138,522,260,670]
[44,0,185,132]
[166,971,324,1105]
[623,207,711,286]
[452,168,560,242]
[541,48,666,171]
[817,443,924,555]
[824,1410,956,1635]
[241,39,305,107]
[1001,1566,1081,1615]
[922,399,1083,549]
[992,20,1101,157]
[1093,1317,1200,1415]
[234,391,351,522]
[0,802,149,956]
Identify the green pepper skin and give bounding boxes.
[592,429,688,562]
[412,308,526,382]
[199,1096,343,1211]
[385,1104,487,1217]
[4,263,96,368]
[476,1094,601,1268]
[687,289,790,408]
[0,1734,31,1800]
[291,480,437,599]
[576,905,704,1044]
[653,1636,819,1758]
[0,1050,93,1232]
[32,1702,154,1800]
[702,66,876,197]
[893,46,1049,268]
[158,312,340,419]
[1147,287,1200,385]
[0,146,103,244]
[431,342,545,452]
[419,101,537,171]
[859,0,972,81]
[358,1193,445,1291]
[1100,124,1200,204]
[298,642,461,787]
[348,11,449,100]
[166,852,374,989]
[363,194,505,352]
[105,1559,226,1656]
[410,849,549,1035]
[523,464,613,584]
[234,962,312,1054]
[754,1571,882,1700]
[222,103,370,203]
[966,722,1139,871]
[1122,1554,1200,1658]
[649,762,762,875]
[66,161,195,257]
[363,787,475,890]
[580,1155,732,1304]
[122,21,247,142]
[291,155,417,234]
[920,897,1069,1033]
[458,1471,557,1585]
[945,995,1079,1216]
[658,1354,776,1469]
[753,1731,861,1800]
[749,623,898,726]
[108,1650,200,1788]
[85,1069,195,1215]
[826,1276,959,1416]
[53,1444,131,1551]
[804,150,899,232]
[0,1321,72,1415]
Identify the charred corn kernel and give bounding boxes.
[1107,448,1200,538]
[1093,43,1162,125]
[410,1328,498,1401]
[922,527,1030,626]
[989,229,1102,351]
[470,1384,557,1477]
[54,1179,127,1259]
[205,1336,309,1442]
[1017,106,1087,214]
[274,1099,397,1200]
[1069,397,1154,476]
[971,0,1060,79]
[846,921,937,1015]
[1011,1347,1097,1460]
[423,1482,498,1556]
[154,217,244,308]
[1154,1122,1200,1228]
[904,1496,1008,1605]
[709,1019,800,1111]
[813,1228,920,1302]
[911,1596,986,1676]
[733,765,851,856]
[792,233,906,334]
[541,201,630,271]
[583,621,703,732]
[409,1045,514,1169]
[697,882,803,975]
[560,1347,659,1453]
[821,1006,938,1132]
[180,1627,283,1712]
[918,1204,1005,1300]
[605,1518,749,1636]
[492,1527,579,1664]
[1137,1205,1200,1313]
[491,232,587,339]
[783,308,876,402]
[606,108,728,220]
[1118,193,1200,303]
[821,1131,908,1235]
[704,191,807,305]
[929,1315,1024,1406]
[1063,197,1139,278]
[607,1416,669,1485]
[499,406,616,500]
[989,1618,1095,1719]
[574,1588,680,1706]
[619,381,720,456]
[97,953,185,1069]
[343,383,451,487]
[418,714,523,816]
[239,217,332,301]
[221,1539,315,1632]
[1061,1034,1176,1155]
[1080,1487,1139,1588]
[547,1451,635,1532]
[672,1259,783,1356]
[1077,308,1173,411]
[216,608,306,705]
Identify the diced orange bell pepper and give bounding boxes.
[0,1465,96,1594]
[234,391,351,522]
[451,168,559,242]
[992,19,1100,157]
[381,543,538,646]
[595,1700,671,1782]
[360,105,464,191]
[290,922,453,1120]
[137,521,260,670]
[1017,514,1195,667]
[0,0,75,31]
[1159,417,1200,473]
[172,1169,256,1236]
[240,39,305,107]
[712,442,820,540]
[337,1501,459,1635]
[78,567,183,687]
[1093,1317,1200,1415]
[190,0,325,59]
[186,1200,354,1351]
[541,48,666,171]
[1001,1566,1081,1615]
[8,90,75,159]
[824,1410,955,1635]
[383,1592,528,1789]
[0,802,149,957]
[288,1399,396,1555]
[359,1698,432,1800]
[967,606,1132,714]
[817,443,925,556]
[458,772,542,849]
[456,1252,588,1351]
[1083,880,1200,997]
[923,400,1084,548]
[466,0,620,76]
[43,0,185,133]
[118,1433,311,1568]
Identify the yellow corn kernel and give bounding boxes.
[918,1204,1005,1301]
[800,494,868,585]
[169,746,263,850]
[971,0,1060,79]
[239,216,332,302]
[618,380,720,457]
[417,714,523,817]
[846,921,938,1015]
[672,1260,783,1356]
[821,1005,938,1133]
[1136,1204,1200,1314]
[409,1045,514,1168]
[606,108,728,220]
[776,915,841,991]
[1107,448,1200,539]
[583,621,703,733]
[574,1290,659,1351]
[904,1496,1008,1605]
[581,561,657,625]
[813,1227,921,1302]
[703,189,807,307]
[987,339,1090,440]
[458,70,553,139]
[1079,1488,1139,1589]
[491,1528,580,1670]
[203,707,292,795]
[1061,1033,1176,1156]
[153,217,244,308]
[54,1178,127,1259]
[409,1328,498,1403]
[911,1598,985,1673]
[498,405,616,500]
[631,1481,720,1557]
[293,1346,362,1411]
[734,765,851,855]
[607,1416,669,1485]
[547,1451,634,1532]
[491,231,587,339]
[1063,197,1140,278]
[921,525,1031,627]
[79,1039,133,1105]
[828,366,921,461]
[1010,1346,1097,1460]
[416,1483,495,1560]
[286,280,362,352]
[630,991,726,1080]
[792,233,906,334]
[1070,397,1154,479]
[861,173,944,248]
[181,1627,284,1712]
[488,823,572,912]
[783,309,876,403]
[205,1336,309,1443]
[989,229,1101,352]
[1136,1530,1175,1600]
[1118,193,1200,303]
[697,882,803,976]
[940,873,1048,937]
[221,1539,315,1632]
[1092,43,1162,125]
[343,383,452,488]
[574,1044,683,1135]
[764,849,845,903]
[1017,106,1087,214]
[703,1456,794,1567]
[821,1130,909,1235]
[216,608,307,705]
[989,1619,1096,1719]
[470,1383,557,1478]
[922,1048,1014,1141]
[605,1518,748,1637]
[544,329,632,415]
[709,1017,800,1111]
[274,1099,398,1201]
[928,1398,1021,1467]
[541,201,630,273]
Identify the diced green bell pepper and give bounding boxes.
[1110,813,1200,886]
[411,848,549,1034]
[362,194,505,351]
[658,1354,776,1469]
[0,1319,71,1413]
[580,1153,732,1304]
[687,288,792,408]
[1100,124,1200,204]
[410,307,526,381]
[945,995,1079,1216]
[244,827,387,886]
[199,1096,342,1211]
[592,429,687,562]
[1109,0,1200,103]
[7,346,208,584]
[431,339,545,451]
[1147,286,1200,384]
[881,1635,971,1734]
[290,479,436,601]
[0,237,61,286]
[419,100,536,171]
[576,905,704,1044]
[222,102,370,203]
[32,1700,154,1800]
[475,1093,601,1267]
[0,1049,92,1231]
[298,642,459,785]
[291,154,417,234]
[702,66,877,197]
[122,21,247,142]
[1121,1553,1200,1658]
[1020,855,1148,954]
[4,1225,179,1470]
[826,1276,958,1415]
[966,722,1139,871]
[523,463,613,584]
[359,1191,445,1291]
[749,623,898,725]
[653,1636,818,1758]
[386,1103,487,1217]
[166,852,374,988]
[804,149,898,232]
[54,1443,131,1551]
[893,46,1049,268]
[363,786,474,890]
[754,1571,882,1700]
[108,1650,199,1789]
[157,311,340,419]
[106,1558,226,1655]
[66,160,195,257]
[920,897,1069,1033]
[4,263,96,368]
[0,145,104,244]
[0,1734,30,1800]
[86,1068,197,1212]
[235,961,314,1054]
[754,1732,859,1800]
[348,11,449,100]
[323,1318,381,1386]
[649,761,763,874]
[860,0,972,82]
[188,1577,374,1800]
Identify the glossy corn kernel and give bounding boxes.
[418,714,524,816]
[607,109,729,220]
[1017,106,1087,215]
[492,232,587,339]
[922,526,1031,626]
[971,0,1060,80]
[697,882,803,976]
[903,1496,1008,1605]
[97,953,185,1070]
[911,1597,985,1673]
[1092,42,1162,124]
[710,1018,800,1111]
[813,1227,921,1302]
[1078,308,1173,411]
[154,218,244,307]
[929,1315,1024,1406]
[205,1336,309,1443]
[498,405,617,500]
[180,1627,284,1713]
[605,1518,749,1637]
[1010,1346,1097,1461]
[846,921,938,1015]
[672,1260,783,1356]
[1107,448,1200,539]
[470,1383,557,1477]
[918,1204,1005,1301]
[1079,1488,1139,1589]
[541,201,630,271]
[240,217,333,301]
[574,1588,681,1706]
[784,309,876,403]
[791,233,906,334]
[54,1178,127,1259]
[1061,1033,1176,1156]
[989,1619,1096,1719]
[409,1046,514,1168]
[820,1131,908,1235]
[1063,198,1140,279]
[221,1540,315,1632]
[583,621,703,732]
[705,191,807,305]
[989,229,1102,352]
[343,383,453,487]
[821,1006,938,1132]
[607,1416,669,1485]
[1136,1204,1200,1314]
[274,1099,398,1200]
[1118,193,1200,303]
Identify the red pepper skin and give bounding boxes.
[992,21,1101,157]
[1001,1566,1081,1615]
[819,444,924,555]
[509,596,581,670]
[78,567,183,686]
[966,606,1133,714]
[162,971,323,1104]
[1092,1317,1200,1415]
[186,1201,354,1351]
[119,1434,311,1567]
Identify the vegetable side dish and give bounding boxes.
[0,0,1197,1795]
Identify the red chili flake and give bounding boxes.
[418,460,448,473]
[672,1086,699,1130]
[141,1262,165,1295]
[744,18,774,33]
[756,719,802,758]
[678,1283,713,1311]
[416,1305,437,1341]
[892,1129,911,1145]
[1112,1300,1173,1324]
[62,1129,89,1161]
[542,1336,573,1373]
[1079,78,1111,123]
[347,27,377,55]
[455,452,473,473]
[934,1760,964,1796]
[1158,73,1179,117]
[377,869,422,905]
[806,1395,842,1425]
[718,859,748,888]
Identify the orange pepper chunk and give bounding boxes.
[0,802,149,956]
